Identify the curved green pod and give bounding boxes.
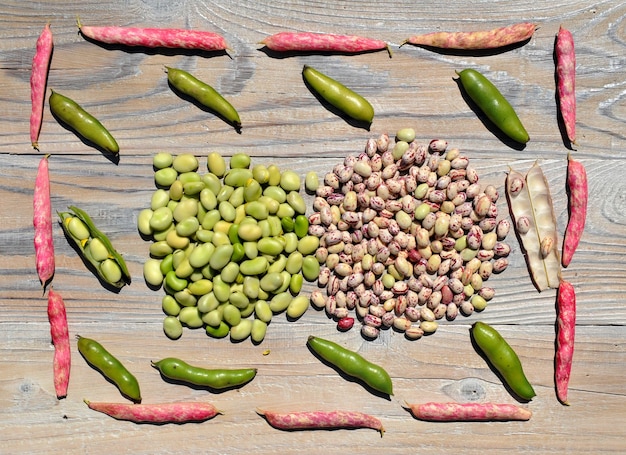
[455,68,529,144]
[151,357,257,390]
[49,90,119,154]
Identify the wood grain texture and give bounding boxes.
[1,1,625,453]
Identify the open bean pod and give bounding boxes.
[505,162,561,291]
[58,205,131,288]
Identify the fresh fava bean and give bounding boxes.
[166,67,241,129]
[455,69,529,144]
[76,335,141,403]
[230,319,253,341]
[287,295,309,319]
[470,322,536,401]
[305,171,319,193]
[59,206,130,288]
[152,357,256,390]
[302,65,374,124]
[307,336,393,396]
[163,315,183,339]
[49,90,119,154]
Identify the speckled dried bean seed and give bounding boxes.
[361,324,380,339]
[496,219,511,240]
[492,258,509,273]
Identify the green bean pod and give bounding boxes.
[166,67,241,128]
[151,357,257,390]
[307,335,393,396]
[470,322,536,401]
[76,335,141,403]
[49,90,119,154]
[302,65,374,124]
[455,68,529,144]
[58,205,131,288]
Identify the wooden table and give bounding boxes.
[1,1,625,453]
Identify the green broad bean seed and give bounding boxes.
[228,224,241,244]
[302,256,321,281]
[197,293,219,315]
[414,202,431,220]
[280,170,301,192]
[228,186,245,207]
[240,256,268,275]
[163,316,183,339]
[183,181,205,196]
[287,295,309,319]
[212,276,231,302]
[175,258,195,279]
[200,188,217,211]
[254,300,272,323]
[150,207,174,231]
[218,201,236,222]
[243,276,260,299]
[149,240,173,258]
[258,237,284,256]
[230,153,251,169]
[231,243,246,262]
[269,292,292,313]
[238,223,263,242]
[67,217,90,240]
[297,236,320,255]
[220,262,240,283]
[86,237,110,262]
[187,279,213,296]
[137,208,154,236]
[165,270,188,292]
[174,289,197,307]
[275,270,292,294]
[155,167,178,187]
[251,319,267,343]
[153,152,173,169]
[171,249,186,270]
[153,225,174,242]
[169,180,184,201]
[210,230,230,247]
[224,169,253,188]
[143,258,164,287]
[243,241,259,259]
[172,153,199,173]
[243,178,262,202]
[240,302,255,318]
[281,216,295,232]
[245,200,269,220]
[203,307,224,327]
[223,304,241,326]
[210,244,234,270]
[285,251,304,275]
[260,271,283,292]
[263,186,286,203]
[287,191,306,214]
[179,306,203,328]
[276,203,295,219]
[166,200,178,213]
[162,295,181,316]
[166,229,190,250]
[258,195,279,214]
[160,254,174,275]
[178,171,201,185]
[207,152,226,177]
[216,185,234,203]
[267,254,287,274]
[173,199,198,223]
[289,273,303,294]
[188,243,215,268]
[267,165,281,186]
[283,232,299,253]
[202,172,222,195]
[206,321,230,338]
[305,171,319,193]
[396,127,416,143]
[100,259,122,284]
[176,217,200,237]
[229,291,250,309]
[294,215,309,238]
[230,319,253,341]
[252,165,270,184]
[392,140,409,160]
[267,216,283,237]
[201,210,221,230]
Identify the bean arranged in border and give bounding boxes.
[151,357,257,390]
[561,154,587,268]
[307,335,393,396]
[257,409,385,436]
[77,335,142,403]
[47,288,70,399]
[84,400,221,424]
[34,154,55,289]
[555,25,576,146]
[30,23,53,149]
[261,31,391,57]
[404,401,532,421]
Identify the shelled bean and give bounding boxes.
[139,152,318,343]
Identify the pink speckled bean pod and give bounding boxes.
[30,23,53,149]
[84,400,222,423]
[556,26,576,146]
[562,155,587,268]
[261,32,390,56]
[404,402,532,421]
[556,279,576,405]
[403,22,536,50]
[34,154,55,289]
[47,288,70,399]
[257,409,385,437]
[78,20,228,51]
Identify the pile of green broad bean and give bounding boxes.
[138,151,320,343]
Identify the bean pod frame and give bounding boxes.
[58,205,131,288]
[48,90,119,154]
[260,31,392,57]
[30,23,53,149]
[404,401,532,422]
[302,65,375,125]
[77,335,142,403]
[455,68,529,144]
[257,409,385,437]
[470,322,536,401]
[151,357,257,390]
[84,400,222,424]
[166,67,241,129]
[306,335,393,396]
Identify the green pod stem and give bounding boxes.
[77,335,142,403]
[455,69,529,144]
[470,322,536,401]
[151,357,257,390]
[166,67,241,129]
[49,90,119,154]
[58,205,131,288]
[307,335,393,396]
[302,65,374,125]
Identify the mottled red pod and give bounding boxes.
[30,23,53,149]
[257,409,385,436]
[84,400,222,423]
[48,288,70,399]
[404,401,532,421]
[403,22,536,50]
[34,154,55,289]
[556,279,576,405]
[562,154,587,267]
[556,26,576,145]
[261,31,391,56]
